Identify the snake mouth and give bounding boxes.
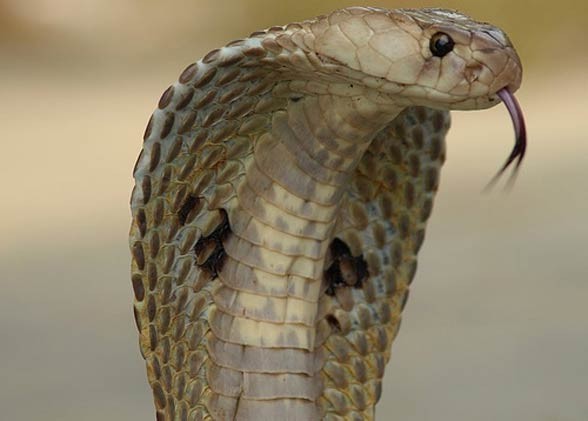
[487,87,527,188]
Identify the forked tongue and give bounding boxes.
[485,87,527,190]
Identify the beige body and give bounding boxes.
[130,7,522,420]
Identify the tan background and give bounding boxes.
[1,0,587,420]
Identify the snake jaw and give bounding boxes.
[486,87,527,188]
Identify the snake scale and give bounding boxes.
[130,7,525,420]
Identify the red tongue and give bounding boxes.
[486,88,527,189]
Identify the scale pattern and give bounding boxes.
[130,6,522,420]
[316,106,448,420]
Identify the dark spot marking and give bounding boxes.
[147,263,157,290]
[398,214,410,239]
[430,136,443,161]
[194,209,231,277]
[405,182,415,208]
[330,237,351,257]
[158,85,174,109]
[176,289,189,316]
[387,144,403,164]
[415,107,427,124]
[356,257,368,281]
[178,111,197,134]
[135,208,147,238]
[215,68,240,86]
[179,63,198,84]
[175,89,195,111]
[172,185,188,213]
[425,167,439,192]
[218,53,244,68]
[324,238,369,296]
[159,307,171,334]
[193,67,217,88]
[161,336,171,364]
[384,271,396,297]
[147,295,156,322]
[161,277,172,304]
[178,155,197,181]
[167,136,183,163]
[178,195,201,225]
[132,242,145,270]
[174,346,187,372]
[177,403,188,421]
[432,111,445,132]
[325,314,341,332]
[149,325,158,351]
[421,197,434,222]
[202,48,221,64]
[131,274,145,301]
[195,89,217,109]
[141,176,152,205]
[409,154,421,177]
[153,198,164,225]
[160,112,175,139]
[149,142,161,172]
[149,232,160,259]
[218,85,246,104]
[289,96,302,103]
[173,318,186,342]
[161,364,172,390]
[176,376,187,403]
[201,107,224,128]
[162,245,176,275]
[151,356,162,380]
[152,382,166,409]
[390,242,403,266]
[243,46,267,57]
[189,130,209,153]
[158,166,172,196]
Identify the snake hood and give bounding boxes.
[130,7,526,420]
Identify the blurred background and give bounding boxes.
[1,0,587,420]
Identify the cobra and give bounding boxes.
[130,7,526,420]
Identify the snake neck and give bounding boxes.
[203,92,405,418]
[220,93,403,350]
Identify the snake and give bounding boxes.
[129,6,526,420]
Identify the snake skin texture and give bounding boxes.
[130,7,523,420]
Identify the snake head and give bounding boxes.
[313,7,522,108]
[312,7,526,182]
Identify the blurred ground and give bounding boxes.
[1,1,587,420]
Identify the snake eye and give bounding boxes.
[430,32,455,57]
